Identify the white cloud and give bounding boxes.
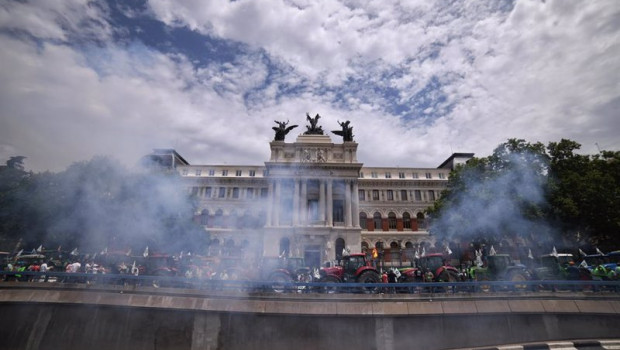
[0,0,618,173]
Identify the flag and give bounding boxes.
[475,250,483,267]
[101,247,108,255]
[342,248,348,257]
[445,244,452,255]
[421,247,426,257]
[489,246,496,256]
[552,246,558,257]
[31,249,36,254]
[126,248,132,256]
[143,246,149,258]
[279,250,286,258]
[528,249,534,260]
[37,245,43,253]
[579,248,587,257]
[596,247,604,255]
[580,260,588,268]
[70,248,78,256]
[414,249,420,260]
[16,249,23,257]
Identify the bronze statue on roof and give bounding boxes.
[332,120,354,142]
[272,120,298,141]
[304,113,324,135]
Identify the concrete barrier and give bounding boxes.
[1,283,619,350]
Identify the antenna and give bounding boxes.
[595,143,601,153]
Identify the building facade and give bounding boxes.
[154,119,472,268]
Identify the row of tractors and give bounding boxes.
[4,248,617,293]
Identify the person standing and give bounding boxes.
[40,261,48,282]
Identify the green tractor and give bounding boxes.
[467,254,530,292]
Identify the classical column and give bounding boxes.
[352,180,360,227]
[274,179,281,226]
[327,179,333,226]
[345,179,352,227]
[293,179,300,226]
[266,180,274,226]
[319,179,326,223]
[301,179,308,225]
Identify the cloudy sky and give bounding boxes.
[1,0,618,173]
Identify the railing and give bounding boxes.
[2,271,619,295]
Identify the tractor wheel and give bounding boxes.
[437,270,458,293]
[476,275,492,293]
[508,272,528,291]
[358,271,381,294]
[319,275,340,294]
[270,272,292,293]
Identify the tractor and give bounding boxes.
[467,254,530,292]
[318,253,381,293]
[260,257,314,293]
[399,253,459,283]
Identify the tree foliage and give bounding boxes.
[0,156,207,254]
[428,138,620,250]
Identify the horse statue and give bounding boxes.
[272,120,298,141]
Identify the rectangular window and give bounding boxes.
[359,172,364,178]
[358,190,365,201]
[246,188,254,199]
[428,191,436,201]
[412,173,419,179]
[387,190,394,200]
[308,200,319,221]
[235,170,242,176]
[208,169,215,176]
[439,173,446,179]
[191,187,199,196]
[261,188,268,198]
[398,172,405,179]
[385,172,391,179]
[232,187,240,198]
[371,172,378,178]
[425,172,432,179]
[414,190,422,201]
[218,187,226,198]
[195,169,202,176]
[222,170,228,176]
[205,187,212,198]
[262,170,268,177]
[400,190,408,200]
[333,200,344,223]
[249,170,256,177]
[372,190,380,200]
[182,169,188,176]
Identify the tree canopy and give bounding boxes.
[427,138,620,252]
[0,156,207,255]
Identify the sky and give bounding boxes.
[0,0,618,173]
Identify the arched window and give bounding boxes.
[417,212,426,229]
[214,209,224,227]
[229,210,239,228]
[373,212,382,231]
[359,212,367,229]
[403,212,411,229]
[335,238,345,261]
[224,239,235,256]
[388,212,397,229]
[390,241,400,262]
[361,241,369,253]
[200,209,209,225]
[279,237,290,257]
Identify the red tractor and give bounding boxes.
[259,257,314,293]
[318,253,381,293]
[399,253,460,283]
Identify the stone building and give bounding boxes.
[152,118,472,268]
